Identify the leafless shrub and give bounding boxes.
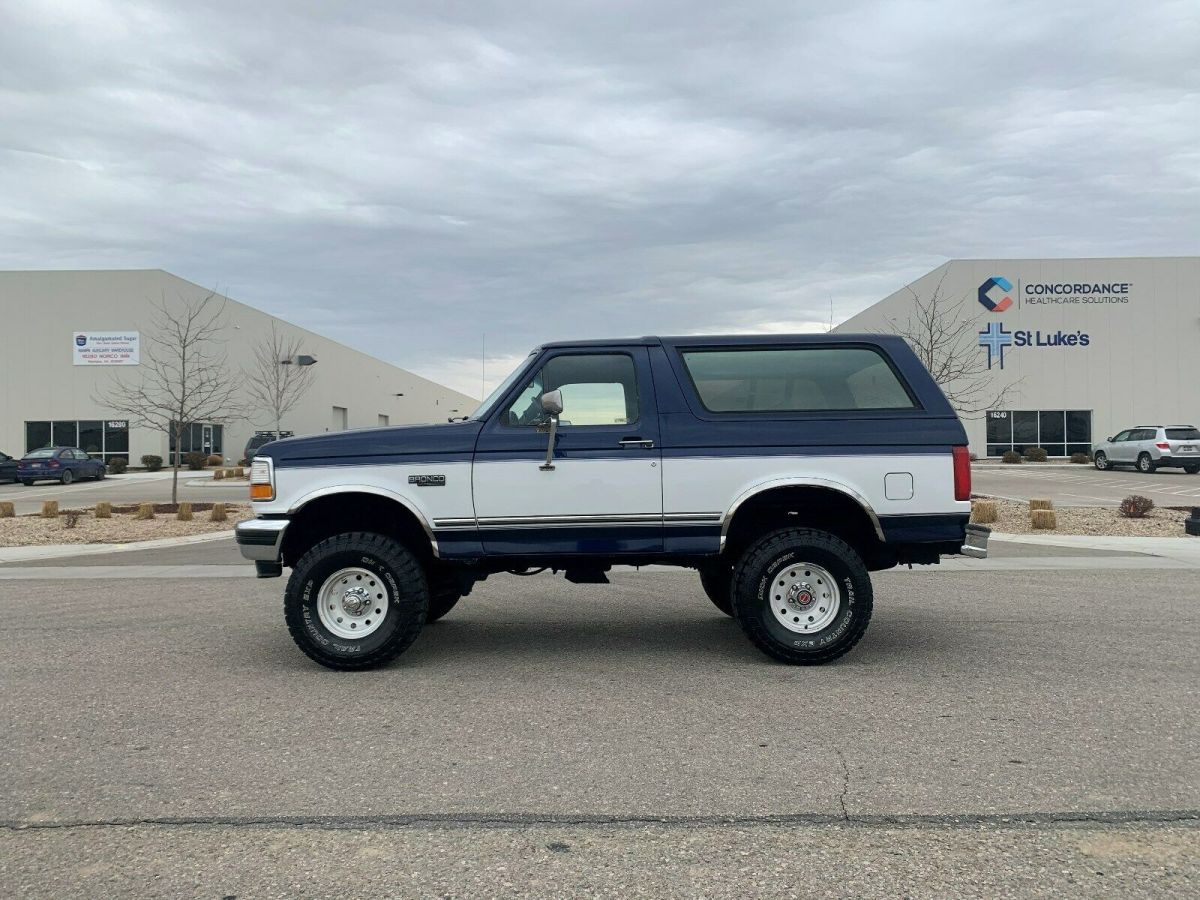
[1119,495,1154,519]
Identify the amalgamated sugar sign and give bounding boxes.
[73,332,140,365]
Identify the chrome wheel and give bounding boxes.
[769,562,841,634]
[1094,452,1107,470]
[1138,454,1153,473]
[316,566,390,640]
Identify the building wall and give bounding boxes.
[835,257,1200,455]
[0,270,477,464]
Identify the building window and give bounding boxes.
[333,406,348,430]
[986,410,1092,457]
[378,414,389,427]
[25,419,128,461]
[170,423,224,457]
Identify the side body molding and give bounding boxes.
[720,476,886,550]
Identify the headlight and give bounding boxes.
[250,457,275,501]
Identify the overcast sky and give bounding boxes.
[2,1,1197,397]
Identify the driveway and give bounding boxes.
[1,541,1196,896]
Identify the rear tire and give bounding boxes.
[730,527,873,665]
[1185,465,1200,475]
[1093,451,1109,471]
[60,469,74,485]
[284,532,428,670]
[1137,453,1156,474]
[20,479,33,486]
[698,563,734,616]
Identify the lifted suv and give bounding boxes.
[1093,426,1200,474]
[238,335,987,669]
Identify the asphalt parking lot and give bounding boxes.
[0,470,247,516]
[974,462,1200,508]
[1,540,1197,896]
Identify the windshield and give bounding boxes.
[468,351,538,419]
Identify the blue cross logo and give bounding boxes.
[978,322,1013,369]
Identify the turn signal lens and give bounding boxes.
[953,446,971,502]
[249,457,274,501]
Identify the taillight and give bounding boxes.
[1156,441,1170,450]
[953,446,971,501]
[48,459,61,468]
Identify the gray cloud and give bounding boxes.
[1,0,1197,395]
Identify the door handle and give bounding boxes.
[619,438,654,449]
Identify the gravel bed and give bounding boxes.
[973,496,1192,536]
[0,505,253,546]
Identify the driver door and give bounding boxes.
[1109,430,1134,463]
[472,347,663,555]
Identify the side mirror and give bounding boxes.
[1106,436,1113,442]
[539,390,563,471]
[540,389,564,417]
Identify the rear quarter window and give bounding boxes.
[680,347,917,413]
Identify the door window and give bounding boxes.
[502,354,639,428]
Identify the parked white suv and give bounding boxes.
[1093,426,1200,474]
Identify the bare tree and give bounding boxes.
[244,321,317,438]
[95,291,245,504]
[886,270,1018,418]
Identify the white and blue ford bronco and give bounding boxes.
[238,335,988,669]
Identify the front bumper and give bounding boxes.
[235,517,288,562]
[961,523,990,559]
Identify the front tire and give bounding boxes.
[1137,453,1156,474]
[730,528,873,665]
[284,532,429,670]
[698,563,734,616]
[1094,451,1109,470]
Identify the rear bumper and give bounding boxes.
[961,524,990,559]
[1153,455,1200,468]
[235,517,288,562]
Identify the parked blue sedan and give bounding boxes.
[18,447,107,485]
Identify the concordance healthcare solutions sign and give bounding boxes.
[72,331,140,365]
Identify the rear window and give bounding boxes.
[1166,428,1200,441]
[680,347,916,413]
[24,449,55,458]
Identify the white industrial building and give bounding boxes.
[837,257,1200,457]
[0,270,477,465]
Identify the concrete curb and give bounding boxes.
[0,529,236,564]
[990,530,1200,563]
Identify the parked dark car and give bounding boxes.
[0,451,18,484]
[18,447,107,485]
[244,430,293,463]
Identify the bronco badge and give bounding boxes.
[408,474,446,486]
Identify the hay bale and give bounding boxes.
[135,503,155,520]
[95,501,112,519]
[971,499,998,525]
[1029,498,1054,511]
[1031,508,1057,530]
[176,502,193,521]
[41,500,59,518]
[210,502,228,523]
[213,469,225,480]
[0,501,14,518]
[233,467,244,478]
